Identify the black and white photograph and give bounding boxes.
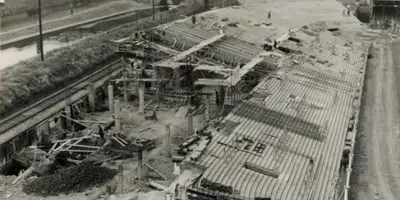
[0,0,397,200]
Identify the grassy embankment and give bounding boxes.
[0,0,238,117]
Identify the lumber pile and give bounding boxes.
[23,162,118,196]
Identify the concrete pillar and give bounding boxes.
[87,83,96,113]
[205,95,210,122]
[114,99,121,132]
[138,82,145,114]
[165,125,172,158]
[188,112,193,136]
[123,72,129,102]
[108,85,114,112]
[12,140,16,152]
[65,106,72,130]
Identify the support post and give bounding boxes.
[123,72,129,102]
[139,82,145,114]
[38,0,44,61]
[188,112,193,136]
[87,83,96,113]
[165,125,172,158]
[119,164,124,193]
[65,106,72,130]
[205,95,210,122]
[108,85,114,112]
[114,99,121,132]
[137,146,143,179]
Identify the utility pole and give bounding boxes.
[152,0,155,20]
[38,0,44,61]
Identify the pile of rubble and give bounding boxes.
[23,162,118,196]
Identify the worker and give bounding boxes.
[309,158,314,166]
[215,89,220,105]
[347,9,350,16]
[268,11,271,19]
[192,15,196,24]
[343,9,345,16]
[273,39,278,49]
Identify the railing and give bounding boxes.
[343,42,372,200]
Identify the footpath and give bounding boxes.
[0,0,151,45]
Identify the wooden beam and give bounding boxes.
[155,34,225,69]
[145,163,167,180]
[153,62,187,68]
[61,149,97,153]
[229,56,265,86]
[194,78,230,86]
[70,144,101,149]
[114,78,170,82]
[194,65,233,72]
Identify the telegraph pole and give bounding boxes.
[38,0,44,61]
[152,0,155,20]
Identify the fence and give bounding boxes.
[343,42,372,200]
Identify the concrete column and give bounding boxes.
[188,112,193,136]
[87,83,96,113]
[165,125,172,158]
[123,72,129,102]
[138,82,145,114]
[65,106,72,130]
[12,140,16,152]
[114,99,121,132]
[108,85,114,112]
[205,95,210,122]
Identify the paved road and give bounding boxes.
[353,42,400,200]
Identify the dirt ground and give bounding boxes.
[350,41,400,200]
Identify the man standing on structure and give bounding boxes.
[268,11,271,19]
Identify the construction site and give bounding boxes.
[1,0,400,200]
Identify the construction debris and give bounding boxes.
[23,162,118,196]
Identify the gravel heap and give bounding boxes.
[23,162,118,196]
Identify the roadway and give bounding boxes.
[352,41,400,200]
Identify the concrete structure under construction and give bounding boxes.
[114,0,376,199]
